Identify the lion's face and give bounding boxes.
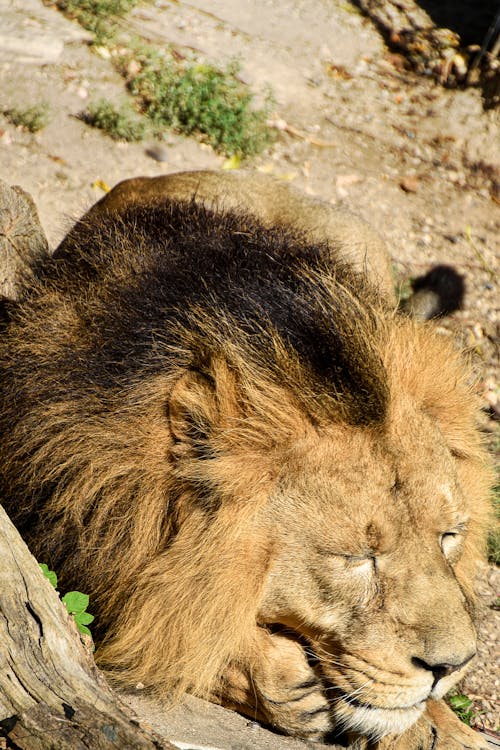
[257,401,477,739]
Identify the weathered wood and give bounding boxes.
[0,181,49,301]
[354,0,499,95]
[0,504,174,749]
[355,0,465,79]
[355,0,436,36]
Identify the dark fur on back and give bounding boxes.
[3,199,387,423]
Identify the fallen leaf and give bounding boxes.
[222,154,241,170]
[91,178,111,193]
[324,63,351,80]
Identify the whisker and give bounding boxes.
[303,648,345,669]
[336,679,373,705]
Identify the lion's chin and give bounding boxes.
[333,696,426,740]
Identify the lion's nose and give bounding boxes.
[412,653,476,686]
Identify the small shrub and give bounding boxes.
[55,2,274,155]
[55,0,138,40]
[80,99,147,141]
[124,47,274,157]
[4,104,50,133]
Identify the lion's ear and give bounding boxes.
[168,369,218,458]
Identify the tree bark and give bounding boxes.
[0,180,49,301]
[0,505,176,750]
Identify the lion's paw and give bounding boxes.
[257,672,331,740]
[426,699,491,750]
[215,628,332,740]
[253,631,332,740]
[374,700,491,750]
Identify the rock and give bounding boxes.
[0,33,64,64]
[0,0,92,64]
[121,693,346,750]
[146,144,171,162]
[399,175,419,193]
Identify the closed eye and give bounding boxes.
[341,554,376,573]
[316,547,377,572]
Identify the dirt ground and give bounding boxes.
[0,0,498,745]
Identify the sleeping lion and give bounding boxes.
[0,171,492,749]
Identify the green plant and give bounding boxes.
[39,563,94,637]
[448,693,483,727]
[55,0,138,41]
[4,103,50,133]
[395,275,413,304]
[54,0,274,156]
[62,591,95,637]
[124,47,275,157]
[39,563,58,588]
[80,99,147,141]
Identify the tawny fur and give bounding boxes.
[0,171,493,748]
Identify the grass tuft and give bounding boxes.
[55,0,138,41]
[79,99,147,141]
[121,47,275,157]
[4,103,51,133]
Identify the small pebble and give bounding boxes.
[400,176,419,193]
[145,144,170,162]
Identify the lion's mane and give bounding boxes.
[0,197,491,703]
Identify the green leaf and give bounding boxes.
[76,623,93,637]
[39,563,58,589]
[74,611,94,626]
[449,695,473,711]
[62,591,90,614]
[222,154,241,170]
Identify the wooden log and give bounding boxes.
[0,181,49,301]
[0,504,174,750]
[355,0,463,78]
[354,0,499,93]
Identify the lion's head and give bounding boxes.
[256,348,488,738]
[0,174,492,743]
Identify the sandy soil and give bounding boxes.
[0,0,498,745]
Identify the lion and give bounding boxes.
[0,171,493,749]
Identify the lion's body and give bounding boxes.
[0,172,492,748]
[81,170,396,300]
